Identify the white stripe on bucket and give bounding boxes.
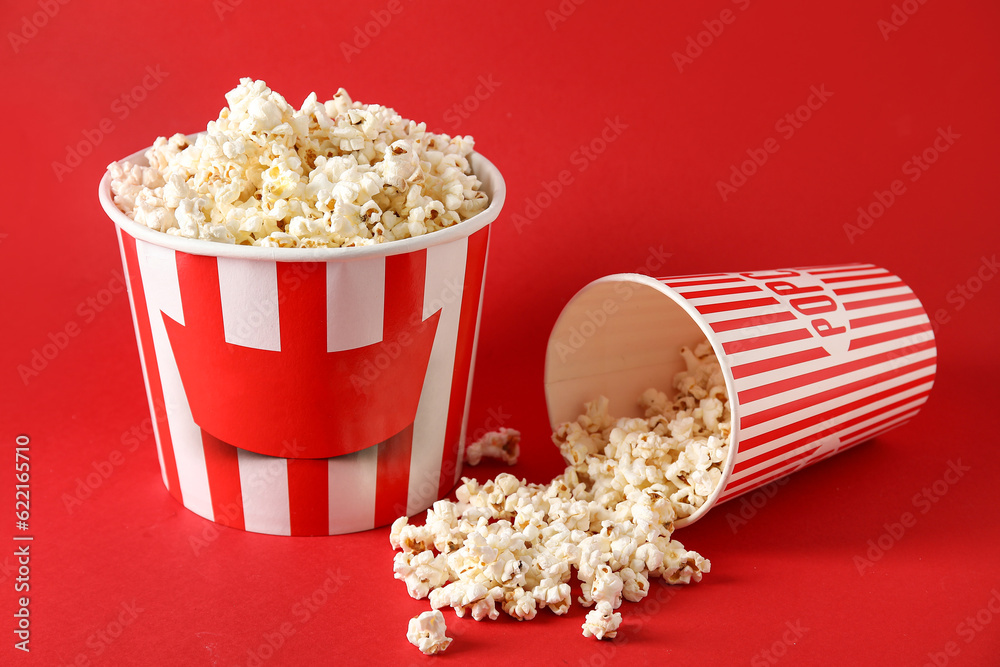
[456,245,491,487]
[116,227,169,490]
[218,258,281,351]
[238,448,291,536]
[407,238,468,515]
[136,240,214,521]
[327,257,385,351]
[329,444,379,534]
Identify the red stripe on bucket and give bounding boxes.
[800,264,874,275]
[664,276,746,288]
[833,280,906,296]
[848,322,933,351]
[731,347,831,379]
[819,270,892,284]
[287,459,330,536]
[676,284,762,299]
[849,307,926,329]
[843,293,916,311]
[723,328,813,354]
[200,429,246,531]
[710,311,796,333]
[384,250,427,340]
[278,262,327,351]
[837,407,924,444]
[721,465,804,502]
[662,272,730,280]
[374,424,414,527]
[368,251,427,526]
[696,296,780,314]
[119,232,183,503]
[440,226,491,498]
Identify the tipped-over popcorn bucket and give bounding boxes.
[545,265,937,527]
[99,146,505,536]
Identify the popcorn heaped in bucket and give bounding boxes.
[107,78,489,248]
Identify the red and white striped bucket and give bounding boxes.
[544,265,937,527]
[99,147,505,536]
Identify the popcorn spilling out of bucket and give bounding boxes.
[545,264,937,525]
[391,264,937,653]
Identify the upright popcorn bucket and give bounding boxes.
[99,147,505,536]
[544,265,937,527]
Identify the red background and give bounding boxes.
[3,0,999,664]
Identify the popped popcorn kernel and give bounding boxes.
[464,428,521,466]
[581,601,622,640]
[108,78,489,249]
[406,610,452,656]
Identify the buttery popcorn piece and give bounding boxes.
[464,428,521,466]
[407,610,453,656]
[108,78,489,248]
[581,601,622,640]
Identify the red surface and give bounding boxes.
[3,0,999,664]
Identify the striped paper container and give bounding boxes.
[544,264,936,527]
[99,146,506,536]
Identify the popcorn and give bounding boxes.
[588,564,624,609]
[108,78,489,248]
[619,567,650,603]
[406,610,452,656]
[393,550,450,599]
[581,601,622,640]
[463,428,521,466]
[392,341,728,650]
[555,342,733,521]
[501,587,538,621]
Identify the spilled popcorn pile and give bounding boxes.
[397,341,732,654]
[108,78,489,248]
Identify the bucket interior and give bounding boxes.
[544,276,714,426]
[543,273,740,527]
